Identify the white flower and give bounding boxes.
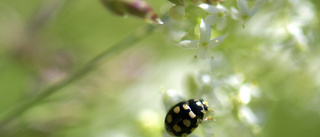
[231,0,268,27]
[178,19,227,59]
[199,3,228,30]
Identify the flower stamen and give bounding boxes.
[218,12,224,17]
[201,42,208,47]
[242,15,249,20]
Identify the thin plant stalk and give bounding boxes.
[0,24,157,127]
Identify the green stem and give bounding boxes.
[0,24,156,127]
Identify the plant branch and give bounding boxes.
[0,24,157,127]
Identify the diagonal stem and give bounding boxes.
[0,24,157,127]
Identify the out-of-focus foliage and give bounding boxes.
[0,0,320,137]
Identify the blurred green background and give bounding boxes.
[0,0,320,137]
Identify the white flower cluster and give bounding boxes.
[178,19,227,59]
[231,0,268,27]
[175,0,267,59]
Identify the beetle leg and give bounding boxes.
[203,116,216,122]
[207,108,216,112]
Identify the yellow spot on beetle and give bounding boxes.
[182,104,189,110]
[196,101,202,106]
[182,133,188,136]
[167,115,172,123]
[189,111,196,118]
[173,106,180,114]
[190,128,196,132]
[196,118,200,125]
[201,109,205,113]
[173,124,181,132]
[183,119,191,127]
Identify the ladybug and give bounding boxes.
[164,99,214,136]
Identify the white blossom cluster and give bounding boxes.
[163,0,268,136]
[171,0,268,60]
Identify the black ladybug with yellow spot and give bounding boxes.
[164,99,214,136]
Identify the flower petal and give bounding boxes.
[199,3,219,14]
[200,19,211,44]
[196,47,212,60]
[217,4,228,13]
[177,40,199,49]
[216,17,226,30]
[208,34,227,48]
[231,7,241,20]
[237,0,250,15]
[169,30,187,42]
[250,0,268,16]
[205,15,219,26]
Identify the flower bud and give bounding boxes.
[101,0,163,24]
[169,5,185,20]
